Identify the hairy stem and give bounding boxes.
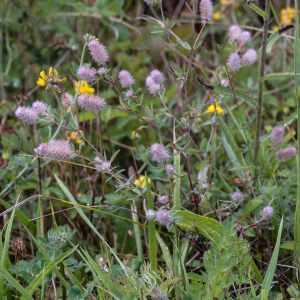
[253,0,271,171]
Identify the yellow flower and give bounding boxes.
[37,67,67,90]
[280,7,295,25]
[75,139,84,145]
[131,130,139,140]
[71,132,77,139]
[75,81,95,95]
[37,78,46,87]
[135,176,151,188]
[40,70,48,80]
[205,102,224,114]
[220,0,234,6]
[273,26,279,32]
[213,11,221,20]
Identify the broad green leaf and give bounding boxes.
[280,242,294,250]
[259,72,300,82]
[247,2,268,18]
[213,85,257,107]
[68,286,83,299]
[230,165,255,172]
[145,173,157,270]
[122,294,138,300]
[83,283,94,297]
[259,31,281,57]
[64,263,85,293]
[261,218,283,297]
[177,39,191,50]
[261,290,267,300]
[156,232,173,275]
[242,198,264,221]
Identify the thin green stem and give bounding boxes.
[253,0,272,172]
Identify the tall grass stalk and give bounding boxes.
[253,0,272,171]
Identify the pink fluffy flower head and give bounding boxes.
[15,107,39,124]
[165,164,175,175]
[241,49,257,66]
[146,210,156,220]
[227,53,241,71]
[32,101,48,114]
[88,40,109,65]
[199,0,213,22]
[158,195,169,204]
[118,70,136,88]
[150,70,165,85]
[229,25,242,42]
[98,67,107,79]
[269,126,284,147]
[77,66,97,83]
[78,94,106,111]
[156,210,173,226]
[231,190,244,203]
[146,76,160,95]
[275,147,297,160]
[94,157,111,172]
[37,139,75,160]
[260,205,274,221]
[221,79,229,87]
[61,93,74,108]
[125,90,134,98]
[150,143,171,164]
[239,31,251,44]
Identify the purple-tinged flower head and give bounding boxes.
[165,164,175,175]
[227,53,241,72]
[241,49,257,66]
[275,147,297,160]
[146,76,160,95]
[229,25,242,42]
[231,190,244,203]
[88,40,109,65]
[158,195,169,204]
[77,66,97,84]
[269,126,284,147]
[203,183,210,189]
[221,79,229,87]
[150,70,165,85]
[61,93,74,108]
[143,0,156,6]
[98,67,107,77]
[199,0,213,22]
[118,70,136,88]
[156,210,173,226]
[125,90,134,98]
[15,107,39,124]
[32,101,48,114]
[146,209,156,220]
[94,157,111,172]
[260,205,274,221]
[37,139,75,160]
[239,31,251,44]
[78,94,106,111]
[150,143,171,164]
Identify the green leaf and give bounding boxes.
[199,138,206,151]
[122,294,138,300]
[68,286,83,299]
[247,2,268,18]
[280,242,294,250]
[170,61,183,76]
[261,290,267,300]
[111,265,125,275]
[230,165,255,172]
[259,72,300,82]
[194,40,202,50]
[145,173,157,270]
[83,283,94,297]
[242,198,263,221]
[156,232,173,275]
[177,39,191,51]
[214,85,257,108]
[259,31,281,57]
[110,149,120,163]
[261,218,283,297]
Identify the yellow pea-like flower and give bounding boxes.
[37,78,46,86]
[213,11,221,20]
[135,176,151,188]
[205,102,224,114]
[40,70,48,80]
[71,132,77,139]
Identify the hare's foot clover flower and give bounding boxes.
[77,66,97,83]
[11,237,27,260]
[36,67,67,93]
[158,195,169,204]
[37,139,76,160]
[231,190,244,204]
[229,25,242,43]
[146,210,156,220]
[165,164,175,175]
[269,126,284,147]
[227,53,241,71]
[260,205,274,222]
[145,69,165,95]
[241,49,257,66]
[61,93,75,108]
[88,39,109,65]
[275,147,297,160]
[156,210,173,226]
[199,0,214,22]
[94,157,111,172]
[15,107,39,124]
[32,100,48,114]
[125,90,135,98]
[239,31,251,44]
[78,94,106,112]
[149,143,171,164]
[118,70,136,88]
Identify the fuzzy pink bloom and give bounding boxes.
[239,31,251,44]
[199,0,213,22]
[88,40,109,65]
[269,126,284,147]
[118,70,136,88]
[203,183,210,189]
[260,205,274,221]
[15,107,39,124]
[146,76,160,95]
[78,94,106,111]
[150,70,165,85]
[61,93,74,108]
[241,49,257,66]
[150,143,170,164]
[221,79,229,87]
[37,139,75,160]
[146,210,156,220]
[94,157,111,172]
[227,53,241,71]
[165,164,175,175]
[156,210,173,226]
[125,90,134,98]
[231,190,244,203]
[143,0,156,6]
[77,66,97,83]
[98,67,107,76]
[229,25,242,42]
[275,147,297,160]
[158,195,169,204]
[32,101,48,114]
